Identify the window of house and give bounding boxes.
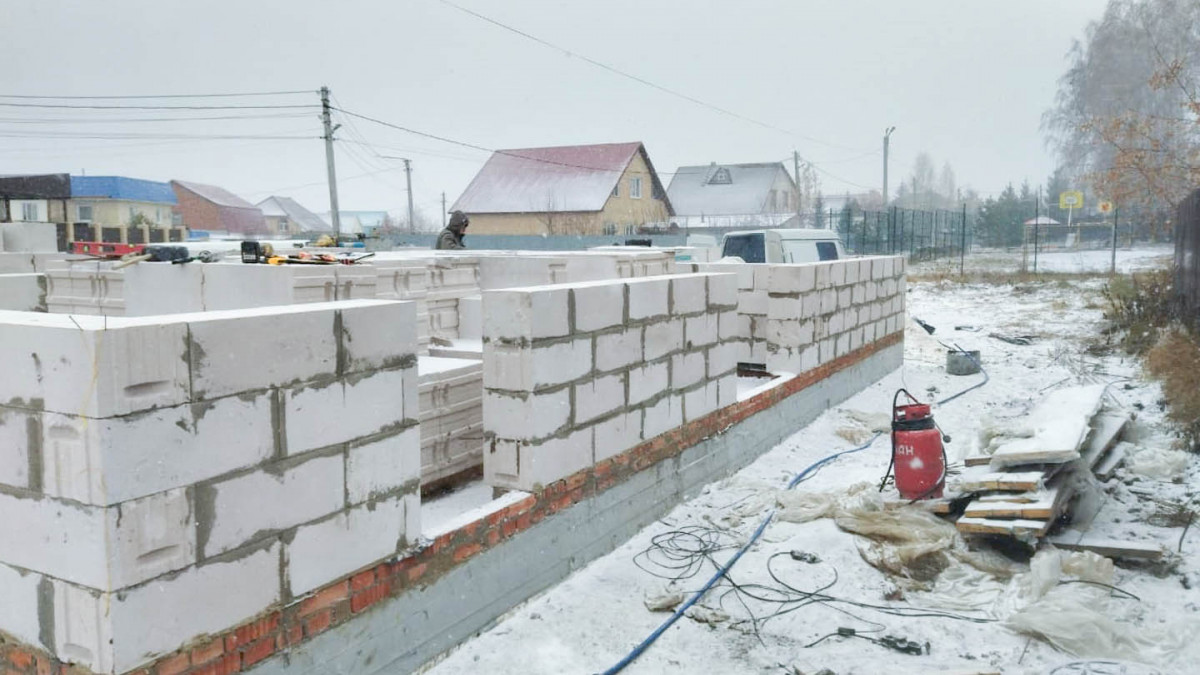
[21,202,39,221]
[611,184,619,198]
[76,204,93,222]
[708,167,732,185]
[630,176,643,199]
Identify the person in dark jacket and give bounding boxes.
[435,211,469,250]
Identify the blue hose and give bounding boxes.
[598,433,882,675]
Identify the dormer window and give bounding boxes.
[708,167,732,185]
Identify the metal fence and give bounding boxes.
[1177,188,1200,327]
[832,207,971,262]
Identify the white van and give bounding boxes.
[719,228,846,264]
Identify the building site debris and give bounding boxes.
[1046,531,1164,561]
[988,332,1037,345]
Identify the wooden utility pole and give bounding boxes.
[320,86,342,242]
[442,192,447,228]
[403,159,414,233]
[793,150,802,225]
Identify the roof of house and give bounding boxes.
[451,142,672,214]
[71,176,177,204]
[256,196,331,232]
[0,173,71,199]
[171,180,258,210]
[666,162,794,216]
[319,211,388,234]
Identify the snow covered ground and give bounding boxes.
[423,249,1197,675]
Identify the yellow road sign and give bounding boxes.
[1098,200,1114,214]
[1059,191,1083,210]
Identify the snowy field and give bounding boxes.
[424,248,1197,675]
[913,245,1174,276]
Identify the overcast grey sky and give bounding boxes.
[0,0,1107,224]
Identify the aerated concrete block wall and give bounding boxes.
[0,300,420,674]
[0,273,47,311]
[42,262,378,317]
[481,272,740,492]
[682,262,764,365]
[766,255,906,373]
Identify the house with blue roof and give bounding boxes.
[70,176,177,224]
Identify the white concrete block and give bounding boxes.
[0,490,107,589]
[707,342,739,378]
[643,319,683,361]
[287,498,404,596]
[832,260,848,286]
[0,273,46,311]
[717,374,738,408]
[737,289,768,316]
[485,439,521,487]
[801,345,820,371]
[802,291,821,317]
[53,579,115,673]
[286,367,409,455]
[53,393,274,506]
[628,362,669,406]
[484,388,570,441]
[339,301,417,374]
[670,351,706,390]
[572,281,624,332]
[642,395,682,440]
[849,327,863,351]
[109,488,196,589]
[838,287,852,309]
[482,341,531,391]
[870,301,883,321]
[0,406,33,489]
[671,275,707,315]
[531,338,592,387]
[767,294,802,320]
[596,328,641,373]
[769,265,815,294]
[718,311,748,341]
[188,306,337,400]
[203,454,344,557]
[110,542,281,673]
[827,311,845,335]
[767,319,814,347]
[518,429,592,489]
[684,313,718,349]
[819,338,836,364]
[836,332,851,357]
[0,562,42,647]
[626,277,669,320]
[748,339,768,365]
[707,273,738,308]
[819,289,838,314]
[482,290,529,342]
[683,382,718,422]
[593,411,640,462]
[815,263,831,290]
[574,373,625,425]
[872,258,886,280]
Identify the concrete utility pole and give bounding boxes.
[320,86,342,243]
[882,126,896,208]
[441,192,447,228]
[793,150,802,225]
[403,159,414,234]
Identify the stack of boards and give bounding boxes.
[952,385,1129,543]
[418,356,485,493]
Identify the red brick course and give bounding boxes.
[0,331,899,675]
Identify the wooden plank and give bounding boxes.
[1094,442,1129,481]
[958,469,1045,492]
[1047,533,1163,560]
[964,455,992,467]
[956,516,1049,538]
[964,489,1063,519]
[987,385,1107,469]
[1079,412,1129,470]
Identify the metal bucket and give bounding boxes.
[946,349,981,376]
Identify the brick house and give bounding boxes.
[171,180,265,235]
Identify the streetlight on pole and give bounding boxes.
[882,126,896,208]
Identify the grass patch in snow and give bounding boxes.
[1146,329,1200,451]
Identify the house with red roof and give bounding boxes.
[171,180,265,235]
[451,142,673,235]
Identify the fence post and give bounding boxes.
[960,203,966,276]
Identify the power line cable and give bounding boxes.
[0,113,314,124]
[0,102,316,111]
[0,90,314,100]
[436,0,874,154]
